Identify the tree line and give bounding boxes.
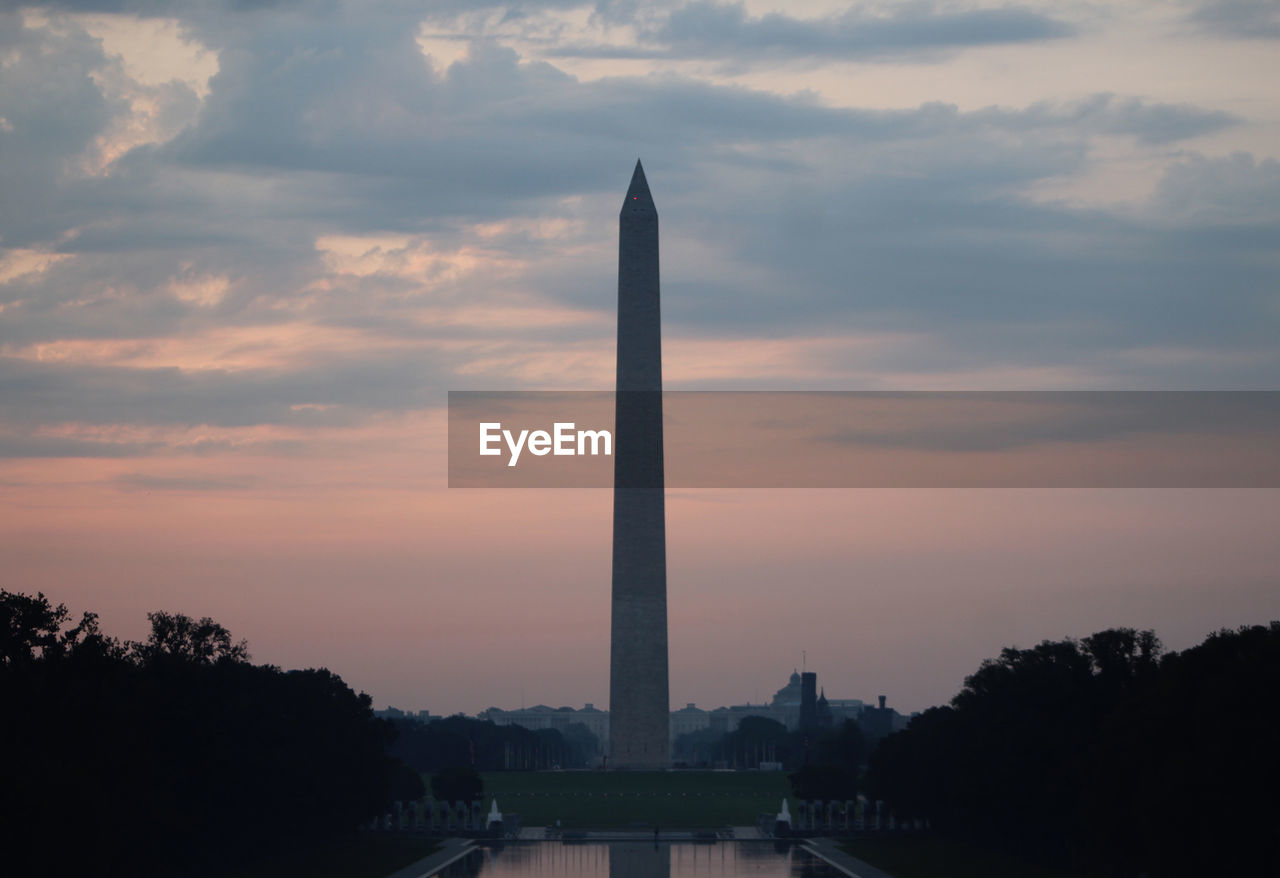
[0,590,421,876]
[675,715,863,774]
[865,624,1280,876]
[388,714,600,774]
[9,585,1274,876]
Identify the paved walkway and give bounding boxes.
[803,838,897,878]
[384,838,477,878]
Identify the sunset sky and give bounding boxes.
[2,0,1278,716]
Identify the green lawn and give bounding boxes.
[217,837,439,878]
[841,837,1101,878]
[477,770,791,828]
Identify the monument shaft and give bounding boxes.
[609,161,669,768]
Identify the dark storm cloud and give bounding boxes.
[551,1,1074,62]
[1188,1,1280,39]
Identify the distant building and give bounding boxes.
[375,707,442,723]
[858,694,910,743]
[769,671,804,729]
[688,671,908,740]
[815,689,833,727]
[799,671,818,729]
[473,669,913,758]
[670,702,710,739]
[574,703,609,745]
[823,697,865,724]
[708,703,785,734]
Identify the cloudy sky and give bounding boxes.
[2,0,1278,715]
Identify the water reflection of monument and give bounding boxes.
[437,842,821,878]
[440,843,612,878]
[609,843,670,878]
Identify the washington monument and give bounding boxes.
[609,160,669,768]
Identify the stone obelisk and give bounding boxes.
[608,160,669,768]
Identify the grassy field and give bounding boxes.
[841,837,1102,878]
[219,837,439,878]
[478,771,791,828]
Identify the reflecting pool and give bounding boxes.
[438,842,844,878]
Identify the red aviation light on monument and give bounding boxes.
[622,159,657,218]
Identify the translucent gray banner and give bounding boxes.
[447,391,1280,488]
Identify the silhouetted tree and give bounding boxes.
[718,716,793,768]
[1083,623,1280,876]
[0,590,412,877]
[560,721,602,761]
[390,714,595,772]
[867,624,1280,875]
[1,589,118,665]
[864,706,961,825]
[672,725,724,767]
[811,719,866,772]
